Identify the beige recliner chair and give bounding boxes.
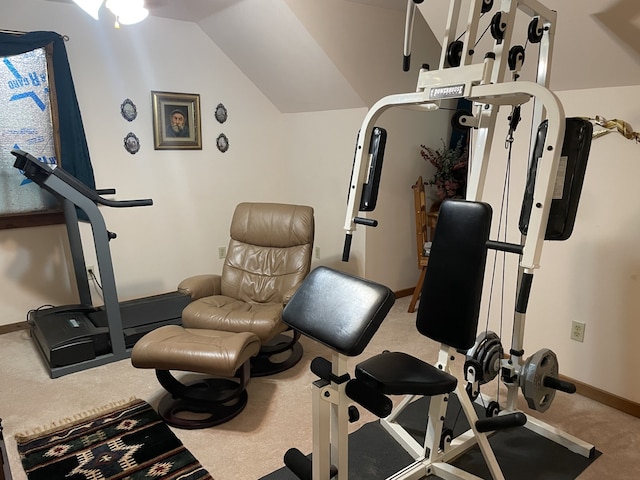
[178,202,315,375]
[132,202,314,428]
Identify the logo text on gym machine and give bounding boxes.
[430,84,465,99]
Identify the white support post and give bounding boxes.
[460,0,484,67]
[438,0,463,70]
[424,394,448,463]
[312,379,332,480]
[310,352,351,480]
[331,353,349,480]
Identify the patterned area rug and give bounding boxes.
[15,398,212,480]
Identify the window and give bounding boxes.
[0,43,63,229]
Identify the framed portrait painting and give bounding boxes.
[152,91,202,150]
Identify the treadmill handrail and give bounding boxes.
[11,149,153,208]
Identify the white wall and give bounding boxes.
[282,108,368,276]
[282,106,452,289]
[361,106,452,288]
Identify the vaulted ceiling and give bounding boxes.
[47,0,640,113]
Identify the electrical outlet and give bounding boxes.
[570,320,585,342]
[86,265,95,277]
[315,246,320,259]
[218,246,227,259]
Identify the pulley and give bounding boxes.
[446,40,464,67]
[490,12,506,44]
[485,400,500,418]
[520,348,559,412]
[481,0,494,14]
[348,405,360,423]
[465,331,503,385]
[527,17,544,44]
[451,110,474,131]
[465,382,479,401]
[508,45,525,71]
[439,428,453,451]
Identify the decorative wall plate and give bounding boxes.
[124,132,140,154]
[215,103,228,124]
[121,98,137,122]
[216,133,229,153]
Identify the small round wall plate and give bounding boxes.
[216,133,229,153]
[121,98,137,122]
[215,103,228,124]
[124,132,140,154]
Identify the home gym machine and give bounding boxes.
[11,149,190,378]
[286,0,596,478]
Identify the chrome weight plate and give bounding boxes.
[520,348,559,412]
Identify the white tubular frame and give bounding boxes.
[311,352,350,480]
[338,0,595,478]
[381,347,504,480]
[345,78,564,272]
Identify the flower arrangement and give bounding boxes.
[420,138,469,201]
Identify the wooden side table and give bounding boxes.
[408,176,439,313]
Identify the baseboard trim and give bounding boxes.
[394,287,414,299]
[560,374,640,418]
[0,322,29,335]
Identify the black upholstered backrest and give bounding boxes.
[282,267,395,356]
[417,200,492,350]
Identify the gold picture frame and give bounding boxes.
[152,91,202,150]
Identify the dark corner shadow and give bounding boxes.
[592,0,640,61]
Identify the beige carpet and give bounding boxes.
[1,296,638,480]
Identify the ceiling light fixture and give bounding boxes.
[72,0,149,27]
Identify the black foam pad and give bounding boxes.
[417,200,492,350]
[355,351,457,396]
[519,117,592,240]
[282,266,395,356]
[345,379,393,418]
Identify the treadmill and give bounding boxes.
[11,149,191,378]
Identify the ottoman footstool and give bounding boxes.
[132,325,261,429]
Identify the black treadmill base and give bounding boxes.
[29,291,190,378]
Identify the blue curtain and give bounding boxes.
[0,31,96,190]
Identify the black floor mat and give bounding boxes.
[261,396,600,480]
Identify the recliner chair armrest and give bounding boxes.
[282,285,300,305]
[178,274,222,300]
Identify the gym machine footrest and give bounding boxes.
[475,412,527,433]
[284,448,338,480]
